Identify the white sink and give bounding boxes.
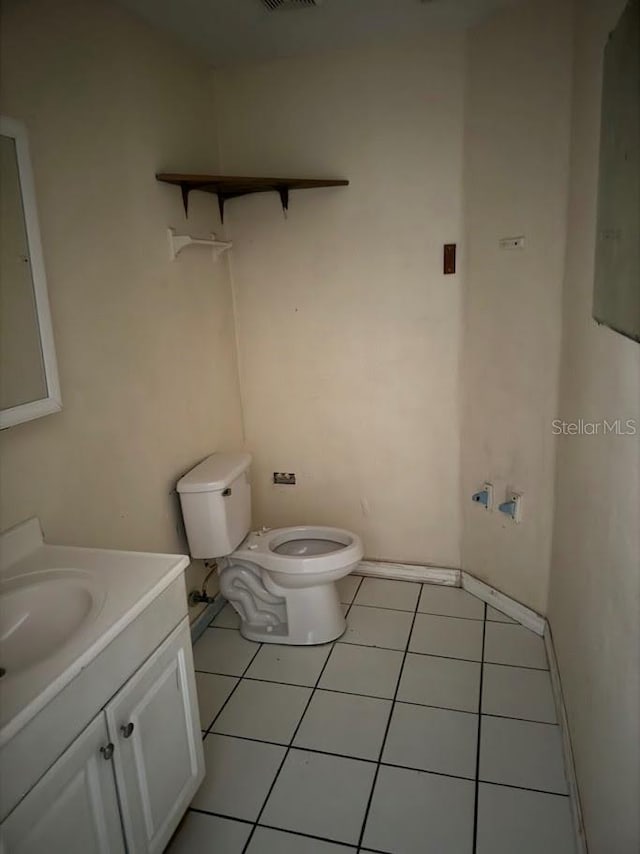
[0,517,189,746]
[0,570,105,675]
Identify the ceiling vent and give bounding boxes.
[261,0,321,10]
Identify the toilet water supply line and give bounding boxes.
[218,562,282,627]
[188,560,218,607]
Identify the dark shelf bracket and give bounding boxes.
[277,185,289,216]
[180,183,190,217]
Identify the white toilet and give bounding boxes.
[177,452,363,644]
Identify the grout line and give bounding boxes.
[337,639,478,658]
[193,731,568,795]
[195,649,549,677]
[239,578,364,854]
[356,583,422,850]
[348,602,485,620]
[476,779,570,798]
[205,732,377,761]
[472,603,487,853]
[202,673,558,725]
[349,601,422,614]
[189,807,254,825]
[255,822,361,849]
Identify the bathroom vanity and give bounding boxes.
[0,518,204,853]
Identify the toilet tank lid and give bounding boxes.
[177,452,252,494]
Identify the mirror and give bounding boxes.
[0,116,61,428]
[592,0,640,343]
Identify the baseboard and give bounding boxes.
[190,596,225,644]
[355,559,460,586]
[461,572,546,635]
[544,624,588,854]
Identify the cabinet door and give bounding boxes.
[105,617,204,854]
[0,713,125,854]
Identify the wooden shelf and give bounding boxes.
[156,173,349,222]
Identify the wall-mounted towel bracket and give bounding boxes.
[168,228,232,260]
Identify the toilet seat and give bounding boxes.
[233,526,362,578]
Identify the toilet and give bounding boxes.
[177,452,363,644]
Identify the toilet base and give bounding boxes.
[239,607,346,645]
[219,561,348,645]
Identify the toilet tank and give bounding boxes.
[177,452,252,558]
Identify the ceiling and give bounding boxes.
[115,0,524,67]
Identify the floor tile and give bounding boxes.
[340,605,413,650]
[193,628,259,677]
[383,702,477,779]
[318,643,404,699]
[418,585,484,619]
[261,749,376,845]
[335,574,361,605]
[354,577,420,611]
[210,603,241,629]
[482,664,556,723]
[245,643,332,687]
[486,605,517,623]
[166,812,251,853]
[192,735,285,820]
[247,827,354,853]
[212,680,312,743]
[480,716,568,794]
[195,672,239,731]
[484,622,547,669]
[409,613,483,661]
[362,764,475,854]
[293,690,391,760]
[476,783,574,854]
[397,652,481,712]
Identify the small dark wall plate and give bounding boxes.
[444,243,456,275]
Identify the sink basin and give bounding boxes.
[0,516,189,753]
[0,570,105,676]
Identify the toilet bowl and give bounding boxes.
[220,525,362,643]
[177,453,363,645]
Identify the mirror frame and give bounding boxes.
[0,116,62,428]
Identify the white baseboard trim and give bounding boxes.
[355,559,460,586]
[544,624,588,854]
[190,597,225,644]
[461,572,546,635]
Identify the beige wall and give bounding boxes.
[548,0,640,849]
[214,38,466,567]
[460,0,573,613]
[0,0,243,603]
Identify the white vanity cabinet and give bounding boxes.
[105,617,204,853]
[0,713,125,854]
[1,617,204,854]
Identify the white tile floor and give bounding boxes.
[168,576,575,854]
